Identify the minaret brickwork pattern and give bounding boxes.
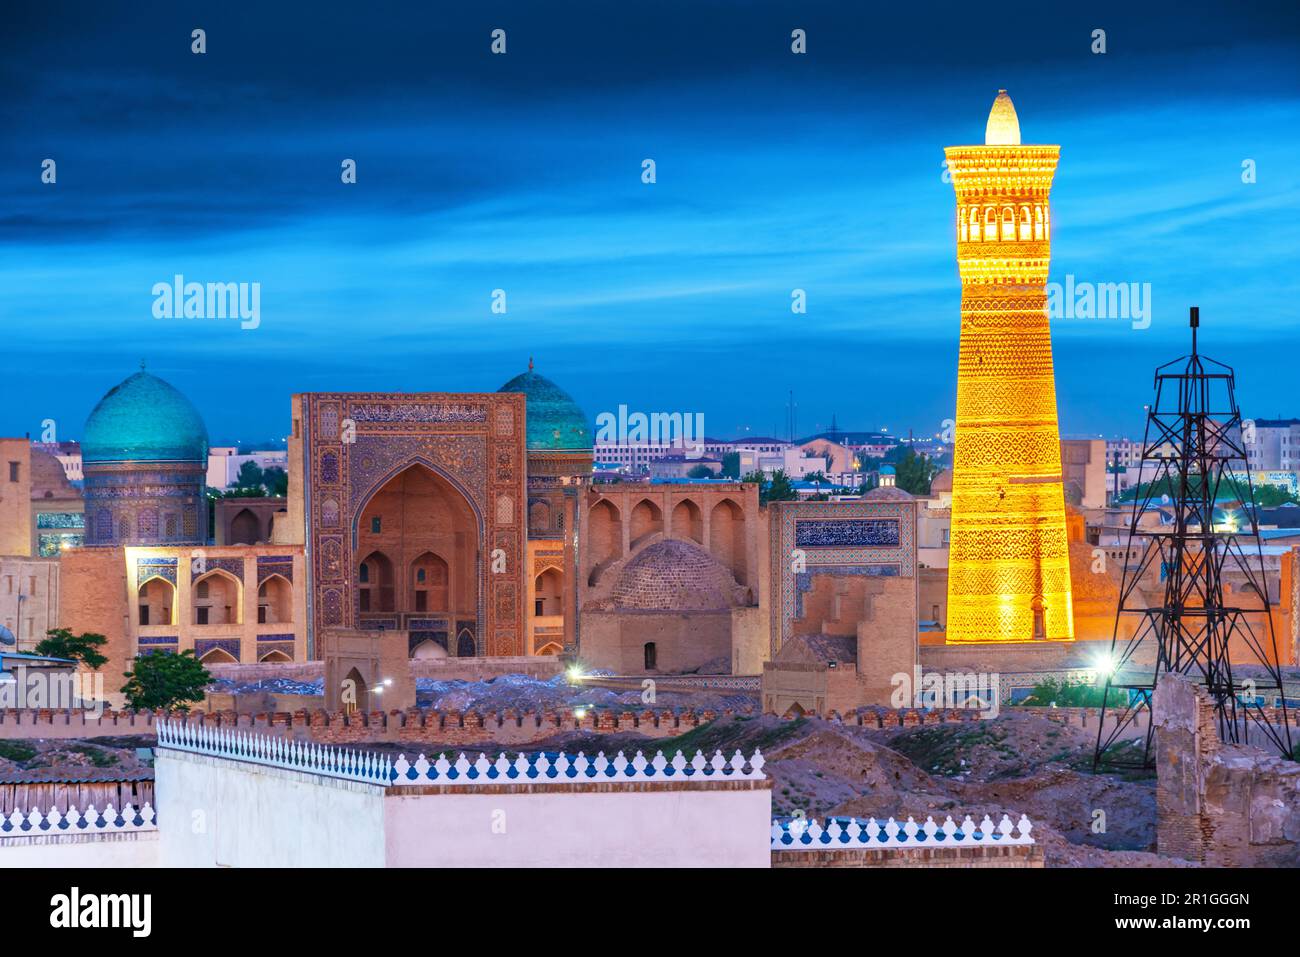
[943,91,1074,642]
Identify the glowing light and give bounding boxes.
[573,707,588,720]
[566,665,585,684]
[944,91,1074,643]
[984,89,1021,146]
[1088,650,1119,680]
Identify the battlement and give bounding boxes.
[9,703,1279,745]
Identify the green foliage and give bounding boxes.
[120,650,212,712]
[720,451,740,479]
[34,628,108,670]
[749,468,799,504]
[222,461,288,498]
[234,460,264,490]
[893,447,941,495]
[0,741,38,762]
[686,464,715,479]
[1019,677,1126,708]
[1248,483,1297,507]
[262,466,289,497]
[1119,476,1297,508]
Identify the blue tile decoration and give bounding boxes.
[137,557,178,586]
[795,519,900,548]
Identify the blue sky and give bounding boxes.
[2,0,1299,444]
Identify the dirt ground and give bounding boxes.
[0,736,155,775]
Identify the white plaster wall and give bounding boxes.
[155,750,386,867]
[383,786,771,867]
[0,832,159,867]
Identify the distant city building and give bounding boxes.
[1245,418,1300,471]
[1060,438,1107,509]
[207,446,289,490]
[0,439,84,558]
[647,456,723,480]
[1105,437,1143,470]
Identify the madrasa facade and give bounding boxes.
[56,363,828,709]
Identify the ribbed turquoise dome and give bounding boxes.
[82,370,209,464]
[497,367,592,452]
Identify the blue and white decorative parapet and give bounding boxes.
[157,719,767,788]
[389,748,766,786]
[157,719,394,785]
[771,813,1034,850]
[0,803,157,838]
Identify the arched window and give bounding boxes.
[137,577,175,627]
[1001,206,1016,241]
[257,575,292,624]
[1018,205,1032,241]
[969,207,981,241]
[644,642,657,671]
[1034,205,1045,240]
[192,570,241,626]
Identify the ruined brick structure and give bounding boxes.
[761,489,919,715]
[1154,674,1300,866]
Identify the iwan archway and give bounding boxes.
[353,461,481,651]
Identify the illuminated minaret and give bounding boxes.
[943,90,1073,642]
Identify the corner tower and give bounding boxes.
[943,91,1073,642]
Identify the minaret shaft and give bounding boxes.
[943,94,1074,643]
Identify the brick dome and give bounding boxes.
[863,485,914,502]
[610,539,743,612]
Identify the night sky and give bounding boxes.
[3,0,1299,445]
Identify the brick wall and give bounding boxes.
[1154,674,1300,866]
[772,844,1043,868]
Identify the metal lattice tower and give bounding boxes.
[1094,307,1294,768]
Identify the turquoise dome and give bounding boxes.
[497,367,592,452]
[82,370,209,464]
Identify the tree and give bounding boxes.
[120,650,212,712]
[742,469,798,505]
[720,451,741,479]
[233,460,265,491]
[894,447,941,495]
[34,628,108,670]
[262,466,289,497]
[686,464,715,479]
